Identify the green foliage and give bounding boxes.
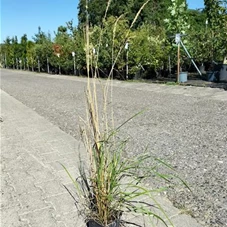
[185,10,208,62]
[26,41,36,70]
[164,0,190,35]
[129,24,169,76]
[91,16,129,70]
[204,0,227,60]
[78,0,171,28]
[1,0,226,74]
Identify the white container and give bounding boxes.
[179,72,188,83]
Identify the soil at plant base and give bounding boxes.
[87,220,120,227]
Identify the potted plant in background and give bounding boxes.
[62,1,189,226]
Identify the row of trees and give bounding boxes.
[0,0,226,79]
[0,26,84,75]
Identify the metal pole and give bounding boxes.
[168,55,171,77]
[38,58,40,73]
[27,58,29,71]
[0,54,2,67]
[16,58,19,70]
[180,40,202,76]
[177,43,180,83]
[2,55,5,68]
[32,58,34,72]
[58,63,61,75]
[5,53,7,68]
[47,57,49,74]
[126,49,129,80]
[57,54,61,75]
[20,59,22,70]
[73,55,76,75]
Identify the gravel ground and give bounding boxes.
[1,69,227,227]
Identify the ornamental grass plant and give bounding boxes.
[62,1,189,226]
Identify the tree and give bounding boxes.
[33,27,53,72]
[20,34,28,69]
[88,16,130,78]
[71,28,86,73]
[33,26,46,44]
[129,24,169,78]
[126,0,170,27]
[78,0,171,28]
[11,36,20,69]
[164,0,190,35]
[26,41,36,71]
[204,0,227,61]
[184,10,213,65]
[52,26,74,74]
[2,37,12,68]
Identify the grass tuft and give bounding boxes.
[62,1,190,226]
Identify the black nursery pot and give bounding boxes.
[86,219,120,227]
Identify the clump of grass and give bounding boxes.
[62,126,189,226]
[62,1,190,226]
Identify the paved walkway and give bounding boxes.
[1,89,203,227]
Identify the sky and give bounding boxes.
[0,0,205,43]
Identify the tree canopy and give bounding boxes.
[1,0,226,78]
